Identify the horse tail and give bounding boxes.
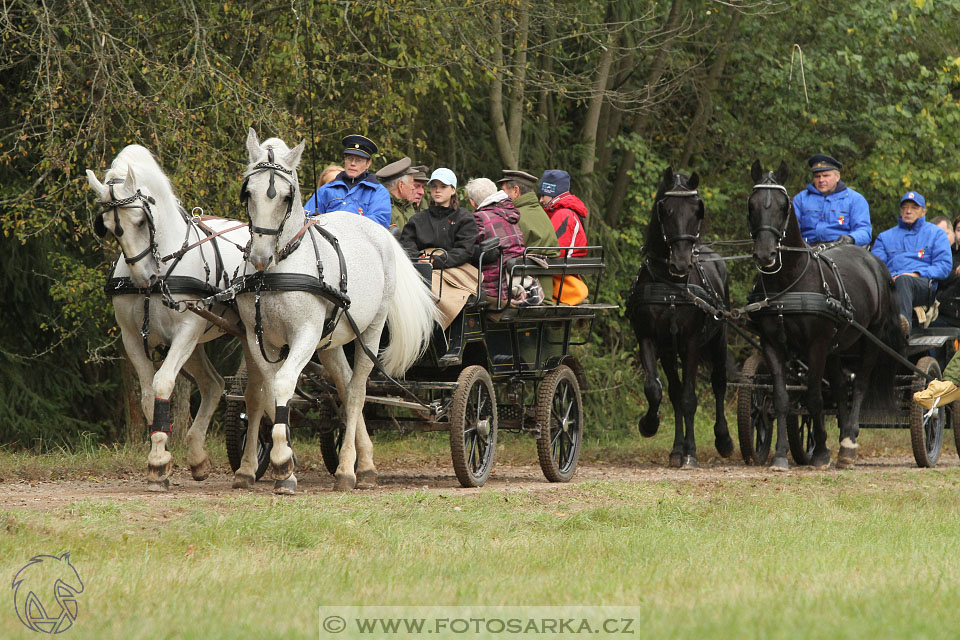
[866,275,905,409]
[380,241,441,377]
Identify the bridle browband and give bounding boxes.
[96,178,160,266]
[240,147,297,245]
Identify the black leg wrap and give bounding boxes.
[150,398,172,434]
[275,404,290,425]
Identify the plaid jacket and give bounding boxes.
[473,198,526,299]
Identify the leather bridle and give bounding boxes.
[749,173,791,274]
[95,178,160,266]
[239,147,297,252]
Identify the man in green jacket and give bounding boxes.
[376,157,420,233]
[497,169,560,301]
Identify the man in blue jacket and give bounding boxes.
[871,191,952,332]
[793,154,872,246]
[303,134,391,228]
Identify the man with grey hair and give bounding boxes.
[376,157,419,231]
[466,177,529,303]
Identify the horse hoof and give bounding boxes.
[682,455,699,470]
[147,461,173,483]
[146,478,170,493]
[638,415,660,438]
[356,469,378,490]
[334,473,357,492]
[770,457,789,472]
[274,475,297,495]
[715,434,734,459]
[190,455,213,481]
[668,452,682,468]
[811,449,832,469]
[836,445,857,469]
[269,457,295,481]
[232,473,256,489]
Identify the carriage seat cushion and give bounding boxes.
[914,299,940,329]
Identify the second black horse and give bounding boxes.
[626,167,734,468]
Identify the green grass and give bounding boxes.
[2,471,960,639]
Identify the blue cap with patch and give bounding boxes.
[900,191,926,208]
[342,134,378,159]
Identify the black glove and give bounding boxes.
[837,235,854,245]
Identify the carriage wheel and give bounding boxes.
[449,366,499,488]
[910,356,945,468]
[223,362,272,480]
[786,414,816,465]
[737,354,773,465]
[318,403,345,476]
[536,365,583,483]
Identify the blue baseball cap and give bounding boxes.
[428,168,457,188]
[900,191,926,208]
[538,169,570,197]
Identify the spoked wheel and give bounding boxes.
[449,366,499,488]
[737,354,773,465]
[910,356,945,467]
[536,365,583,483]
[223,363,272,480]
[787,414,816,465]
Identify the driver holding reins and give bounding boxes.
[792,154,872,246]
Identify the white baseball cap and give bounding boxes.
[428,168,457,188]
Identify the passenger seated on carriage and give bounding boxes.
[538,169,590,306]
[303,135,392,228]
[871,191,952,333]
[464,177,543,307]
[929,216,960,328]
[399,168,479,328]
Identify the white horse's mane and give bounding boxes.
[105,145,180,215]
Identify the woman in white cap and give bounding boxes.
[399,168,479,329]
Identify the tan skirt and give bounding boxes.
[431,263,479,328]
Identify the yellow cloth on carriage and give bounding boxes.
[913,379,960,410]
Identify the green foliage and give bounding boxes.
[2,0,960,444]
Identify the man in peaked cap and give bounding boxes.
[410,165,429,210]
[792,153,872,246]
[376,156,419,232]
[872,190,952,333]
[303,134,391,228]
[498,169,560,300]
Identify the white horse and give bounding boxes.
[86,145,250,491]
[236,129,437,493]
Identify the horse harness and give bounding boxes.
[98,179,247,359]
[237,150,350,364]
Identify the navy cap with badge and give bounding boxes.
[807,154,842,173]
[342,134,378,159]
[538,169,571,197]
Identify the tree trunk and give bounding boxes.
[122,354,147,443]
[489,10,517,168]
[507,3,530,167]
[169,374,191,446]
[579,30,617,182]
[679,10,742,169]
[605,0,686,226]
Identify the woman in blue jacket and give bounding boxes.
[303,135,391,228]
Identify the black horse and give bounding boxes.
[626,167,734,468]
[746,160,903,470]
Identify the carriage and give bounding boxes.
[736,313,960,469]
[222,246,617,488]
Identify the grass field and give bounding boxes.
[1,418,959,639]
